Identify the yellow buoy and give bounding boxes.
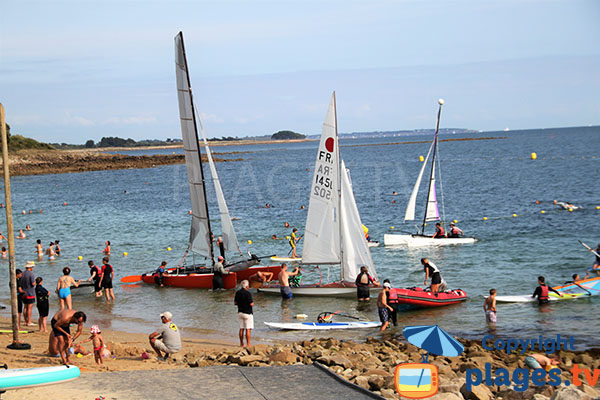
[596,206,600,210]
[123,252,128,256]
[247,240,252,245]
[167,247,172,251]
[453,219,457,224]
[78,256,83,261]
[512,213,517,218]
[531,152,537,160]
[540,210,546,214]
[483,217,488,221]
[568,208,573,212]
[419,155,424,162]
[285,236,290,240]
[390,226,395,230]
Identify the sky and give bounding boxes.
[1,0,599,143]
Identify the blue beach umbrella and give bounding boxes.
[403,325,464,357]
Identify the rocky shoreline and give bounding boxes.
[1,150,242,176]
[108,336,599,400]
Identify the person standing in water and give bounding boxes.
[103,241,111,255]
[483,289,497,323]
[35,239,43,260]
[45,242,56,260]
[57,267,80,310]
[100,257,115,301]
[532,276,562,305]
[278,263,300,299]
[87,260,103,297]
[212,256,228,290]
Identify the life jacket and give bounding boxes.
[451,227,460,235]
[539,285,549,301]
[437,226,445,236]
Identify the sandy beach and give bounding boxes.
[1,314,599,399]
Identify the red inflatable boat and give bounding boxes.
[391,287,467,308]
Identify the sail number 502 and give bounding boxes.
[314,186,331,200]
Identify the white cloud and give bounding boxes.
[64,112,95,126]
[103,115,157,125]
[198,112,223,124]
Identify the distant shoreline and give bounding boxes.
[85,138,314,152]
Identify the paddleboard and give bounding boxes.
[0,330,34,334]
[367,241,380,248]
[0,365,80,390]
[492,277,600,303]
[270,256,302,262]
[264,321,381,330]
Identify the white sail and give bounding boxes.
[302,92,341,265]
[174,32,212,259]
[404,141,434,221]
[198,120,243,257]
[424,170,440,222]
[340,160,377,282]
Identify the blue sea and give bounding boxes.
[1,126,599,348]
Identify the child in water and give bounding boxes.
[1,247,6,259]
[82,325,105,365]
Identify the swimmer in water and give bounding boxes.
[1,247,6,258]
[0,232,6,242]
[35,239,43,260]
[103,241,111,256]
[54,240,61,256]
[26,224,31,231]
[46,242,56,260]
[16,230,26,239]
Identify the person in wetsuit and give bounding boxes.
[154,261,167,287]
[212,256,228,290]
[532,276,563,305]
[87,260,103,297]
[383,279,398,326]
[355,266,379,301]
[421,258,442,293]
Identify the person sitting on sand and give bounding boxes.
[49,309,87,366]
[16,230,26,239]
[524,353,560,380]
[57,267,81,310]
[149,311,181,361]
[483,289,497,323]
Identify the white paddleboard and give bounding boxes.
[264,321,381,330]
[0,365,80,390]
[492,292,589,303]
[270,256,302,262]
[367,241,380,248]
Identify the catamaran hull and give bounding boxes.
[392,287,467,309]
[258,283,382,297]
[384,234,476,247]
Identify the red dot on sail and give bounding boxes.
[325,137,334,152]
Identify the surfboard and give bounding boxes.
[0,365,80,390]
[492,277,600,303]
[0,330,35,334]
[270,256,302,262]
[264,321,381,330]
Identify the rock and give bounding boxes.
[354,375,370,390]
[324,338,339,349]
[498,388,536,400]
[533,395,550,400]
[380,388,397,399]
[368,375,386,391]
[316,355,352,369]
[247,344,270,355]
[550,387,592,400]
[573,354,593,366]
[439,381,462,393]
[429,393,464,400]
[460,382,493,400]
[363,369,391,377]
[239,355,265,366]
[469,355,495,367]
[459,362,478,373]
[580,384,600,398]
[216,353,229,363]
[269,350,298,364]
[309,349,324,358]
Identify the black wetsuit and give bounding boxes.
[35,284,49,318]
[355,271,375,299]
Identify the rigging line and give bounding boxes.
[237,368,269,400]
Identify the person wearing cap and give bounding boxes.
[447,223,463,238]
[212,256,229,290]
[377,282,394,331]
[149,312,181,360]
[22,262,37,326]
[382,279,398,327]
[234,280,254,347]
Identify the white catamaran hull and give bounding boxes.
[384,234,476,247]
[264,321,381,330]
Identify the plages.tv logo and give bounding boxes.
[394,325,464,399]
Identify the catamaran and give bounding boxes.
[384,99,476,247]
[258,92,380,296]
[139,32,279,289]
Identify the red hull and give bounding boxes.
[142,272,238,289]
[392,287,467,307]
[140,265,281,289]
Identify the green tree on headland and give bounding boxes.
[2,122,54,151]
[271,130,305,140]
[97,136,137,147]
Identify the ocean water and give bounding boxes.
[1,126,599,348]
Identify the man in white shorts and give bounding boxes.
[149,311,181,360]
[234,280,254,347]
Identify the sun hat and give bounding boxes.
[160,311,173,320]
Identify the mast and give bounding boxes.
[333,92,344,279]
[421,99,444,234]
[177,32,214,264]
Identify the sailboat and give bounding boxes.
[258,92,380,296]
[384,99,476,247]
[140,32,280,289]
